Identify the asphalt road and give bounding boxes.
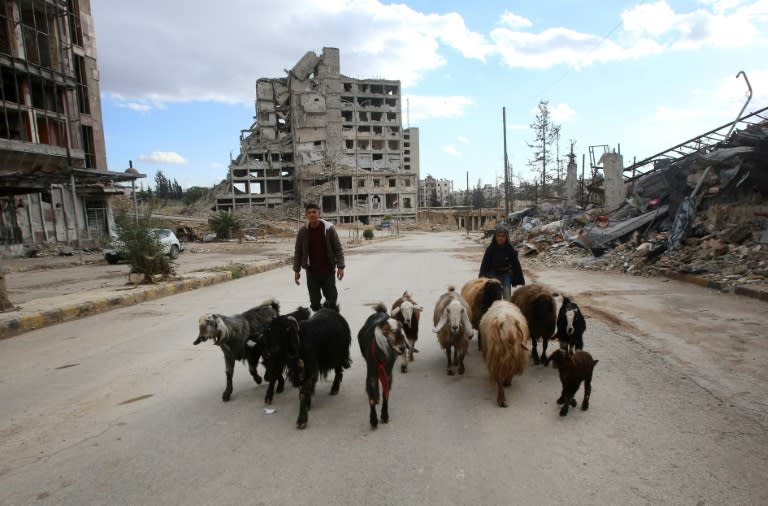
[1,232,766,505]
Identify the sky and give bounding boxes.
[92,0,768,192]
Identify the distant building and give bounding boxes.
[419,174,453,207]
[0,0,140,254]
[218,47,419,224]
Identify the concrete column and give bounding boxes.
[565,158,578,208]
[601,151,625,212]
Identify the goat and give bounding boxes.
[391,291,423,373]
[479,300,530,407]
[549,349,598,416]
[257,306,311,404]
[262,307,351,429]
[359,303,408,429]
[461,277,504,352]
[555,296,586,354]
[240,299,281,384]
[511,284,562,365]
[194,312,258,402]
[432,287,476,376]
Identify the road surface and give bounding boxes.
[1,232,766,505]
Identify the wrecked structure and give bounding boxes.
[217,47,419,224]
[0,0,143,257]
[507,105,768,294]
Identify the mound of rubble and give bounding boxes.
[511,119,768,295]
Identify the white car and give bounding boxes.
[104,228,183,264]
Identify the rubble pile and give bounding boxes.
[508,118,768,294]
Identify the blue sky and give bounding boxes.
[93,0,768,192]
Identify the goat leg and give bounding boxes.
[581,378,592,411]
[369,401,379,429]
[297,387,311,429]
[248,358,263,385]
[222,358,235,402]
[457,350,465,375]
[559,396,571,416]
[496,382,507,408]
[530,340,541,365]
[540,339,550,366]
[381,397,389,424]
[445,347,454,375]
[330,366,343,395]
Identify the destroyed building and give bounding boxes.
[0,0,142,256]
[217,47,419,224]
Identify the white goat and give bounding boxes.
[432,287,476,376]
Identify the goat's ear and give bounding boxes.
[414,305,423,312]
[391,306,401,316]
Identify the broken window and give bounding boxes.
[373,153,383,161]
[403,197,412,209]
[282,152,293,162]
[341,96,354,104]
[373,179,381,187]
[358,140,369,150]
[385,85,399,95]
[373,126,382,135]
[271,153,280,162]
[314,140,322,146]
[371,112,382,122]
[358,126,370,133]
[389,179,396,187]
[358,111,368,121]
[359,84,369,93]
[388,140,399,150]
[338,176,352,190]
[345,140,354,149]
[342,110,353,122]
[385,99,397,107]
[358,179,365,188]
[386,112,397,121]
[370,84,383,94]
[404,179,410,187]
[372,140,384,150]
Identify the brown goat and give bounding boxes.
[461,277,504,352]
[549,349,598,416]
[432,287,475,376]
[511,283,562,365]
[479,300,530,407]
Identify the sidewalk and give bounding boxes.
[0,255,292,340]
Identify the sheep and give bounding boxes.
[510,283,562,365]
[479,300,530,407]
[461,277,504,351]
[555,296,586,354]
[194,312,257,402]
[257,306,311,404]
[391,291,423,373]
[359,303,408,429]
[432,287,476,376]
[262,307,351,429]
[549,349,598,416]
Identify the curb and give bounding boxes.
[662,270,768,301]
[0,258,291,340]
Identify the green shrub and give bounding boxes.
[209,211,243,240]
[363,228,374,240]
[113,211,172,283]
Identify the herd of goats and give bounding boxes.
[193,277,597,430]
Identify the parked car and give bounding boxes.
[104,228,183,264]
[376,220,391,230]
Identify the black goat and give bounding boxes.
[194,313,257,402]
[555,296,586,354]
[359,303,408,429]
[263,307,351,429]
[258,306,310,404]
[240,299,281,383]
[549,349,598,417]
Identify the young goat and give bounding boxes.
[359,303,408,429]
[432,287,476,376]
[240,299,281,383]
[555,296,586,354]
[549,349,598,417]
[391,291,423,373]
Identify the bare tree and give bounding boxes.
[527,100,561,191]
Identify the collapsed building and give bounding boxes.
[217,47,419,225]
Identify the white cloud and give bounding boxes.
[457,136,470,143]
[550,103,576,122]
[442,146,462,157]
[499,11,532,30]
[118,102,152,112]
[92,0,491,105]
[137,152,189,165]
[403,95,474,122]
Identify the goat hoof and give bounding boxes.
[222,394,231,402]
[569,399,577,407]
[276,385,284,394]
[265,398,272,405]
[253,375,263,385]
[447,369,454,376]
[297,422,308,430]
[401,365,407,373]
[556,397,565,405]
[497,400,508,408]
[458,366,465,375]
[581,403,589,411]
[559,409,568,417]
[330,388,340,395]
[381,416,389,424]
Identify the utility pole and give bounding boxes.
[503,107,509,222]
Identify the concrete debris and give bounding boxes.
[498,116,768,295]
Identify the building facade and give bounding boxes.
[419,174,453,207]
[0,0,133,254]
[217,47,419,224]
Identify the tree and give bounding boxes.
[209,210,243,240]
[527,100,561,191]
[472,180,486,209]
[113,210,173,283]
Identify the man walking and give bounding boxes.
[293,203,345,311]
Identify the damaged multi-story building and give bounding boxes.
[217,47,419,224]
[0,0,141,256]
